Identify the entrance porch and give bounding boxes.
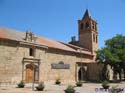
[22,58,40,83]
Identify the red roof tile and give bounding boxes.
[0,27,93,56]
[0,31,9,39]
[38,37,76,52]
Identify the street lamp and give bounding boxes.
[32,64,35,91]
[79,48,83,81]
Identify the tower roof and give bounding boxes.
[82,9,91,19]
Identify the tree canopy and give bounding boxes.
[96,34,125,80]
[96,34,125,64]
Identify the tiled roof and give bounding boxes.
[0,27,26,41]
[0,27,47,46]
[0,31,9,39]
[60,41,89,51]
[0,27,92,56]
[38,37,76,52]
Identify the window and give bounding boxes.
[93,34,95,42]
[85,22,90,29]
[80,23,84,29]
[29,48,35,56]
[96,35,98,43]
[92,23,94,29]
[95,24,97,30]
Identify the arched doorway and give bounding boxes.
[78,67,86,81]
[25,64,39,83]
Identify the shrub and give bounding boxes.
[76,81,82,87]
[102,80,109,89]
[64,85,75,93]
[17,81,25,88]
[55,78,61,85]
[36,81,45,91]
[110,85,124,93]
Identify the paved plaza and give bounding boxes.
[0,83,125,93]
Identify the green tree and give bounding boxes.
[96,34,125,80]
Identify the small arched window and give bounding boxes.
[29,48,35,56]
[96,35,98,43]
[85,22,90,29]
[92,23,94,29]
[95,24,97,30]
[80,23,84,30]
[93,34,95,42]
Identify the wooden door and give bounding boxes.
[25,64,33,82]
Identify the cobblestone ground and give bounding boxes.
[0,83,125,93]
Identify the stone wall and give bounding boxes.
[0,39,100,85]
[0,40,23,84]
[87,63,103,81]
[34,47,93,84]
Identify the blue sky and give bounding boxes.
[0,0,125,48]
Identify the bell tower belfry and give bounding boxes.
[78,9,98,54]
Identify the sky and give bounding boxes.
[0,0,125,48]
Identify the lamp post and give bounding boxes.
[22,61,24,83]
[32,64,35,91]
[32,38,36,91]
[79,48,83,81]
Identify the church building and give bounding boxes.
[0,9,102,84]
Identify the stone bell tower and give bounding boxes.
[78,9,98,54]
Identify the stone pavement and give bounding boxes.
[0,83,125,93]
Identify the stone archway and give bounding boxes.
[78,67,86,81]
